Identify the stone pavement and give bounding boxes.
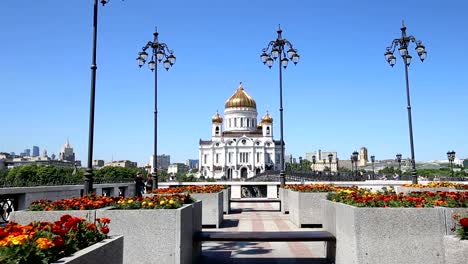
[199,202,330,264]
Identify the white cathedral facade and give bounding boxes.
[199,83,281,180]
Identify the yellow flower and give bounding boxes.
[36,237,54,249]
[159,200,165,205]
[127,199,134,204]
[148,202,154,207]
[142,201,147,206]
[169,199,174,205]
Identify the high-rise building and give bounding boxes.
[93,160,105,168]
[157,154,171,169]
[185,159,199,169]
[32,146,39,157]
[59,139,75,162]
[24,149,31,157]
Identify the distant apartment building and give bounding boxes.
[104,160,137,168]
[32,146,39,157]
[168,163,189,174]
[21,149,31,157]
[156,154,170,169]
[185,159,199,169]
[93,160,105,168]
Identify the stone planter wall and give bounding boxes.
[9,210,95,224]
[439,207,468,235]
[279,188,289,214]
[322,201,447,264]
[191,192,223,228]
[394,186,451,194]
[222,188,231,214]
[443,235,468,264]
[324,201,445,264]
[97,201,201,264]
[50,235,124,264]
[288,191,328,227]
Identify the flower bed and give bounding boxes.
[0,215,119,264]
[322,189,467,264]
[396,182,468,194]
[151,186,225,228]
[10,193,200,264]
[97,201,201,264]
[28,194,116,211]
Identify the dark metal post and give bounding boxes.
[403,58,417,184]
[278,48,286,187]
[153,52,159,189]
[84,0,100,194]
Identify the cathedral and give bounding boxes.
[199,83,281,180]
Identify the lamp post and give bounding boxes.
[352,151,359,180]
[396,153,402,172]
[261,25,300,187]
[137,29,176,190]
[350,154,354,178]
[385,21,427,184]
[447,150,456,177]
[84,0,113,195]
[370,155,375,180]
[312,155,316,175]
[328,153,333,177]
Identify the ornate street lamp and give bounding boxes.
[137,29,176,190]
[350,154,354,177]
[447,150,456,177]
[396,153,402,172]
[370,155,375,180]
[261,25,300,187]
[84,0,116,194]
[385,21,427,184]
[352,151,359,179]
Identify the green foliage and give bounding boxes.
[4,165,82,186]
[286,160,312,172]
[93,166,145,179]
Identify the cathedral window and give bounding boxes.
[229,119,231,128]
[204,154,207,164]
[247,118,250,127]
[228,152,232,163]
[216,153,219,163]
[215,126,219,135]
[234,118,237,127]
[257,152,260,163]
[266,126,270,135]
[240,118,243,127]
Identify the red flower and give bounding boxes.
[100,226,109,234]
[60,214,72,222]
[53,236,65,248]
[460,218,468,227]
[87,223,97,230]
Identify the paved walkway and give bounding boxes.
[199,202,329,264]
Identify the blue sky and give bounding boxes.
[1,0,467,166]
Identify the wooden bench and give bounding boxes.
[229,198,281,211]
[195,230,335,262]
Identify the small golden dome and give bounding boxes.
[261,111,273,123]
[225,82,257,109]
[212,111,223,123]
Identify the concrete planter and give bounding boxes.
[279,188,289,214]
[50,235,124,264]
[97,201,202,264]
[439,207,468,235]
[222,188,231,214]
[191,192,223,228]
[322,200,447,264]
[9,210,95,224]
[288,191,328,227]
[443,235,468,264]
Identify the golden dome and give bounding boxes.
[225,82,257,109]
[261,111,273,123]
[212,111,223,123]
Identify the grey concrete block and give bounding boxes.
[394,186,451,194]
[191,192,223,228]
[440,207,468,235]
[96,203,198,264]
[279,188,289,214]
[321,200,336,236]
[191,201,202,261]
[443,235,468,264]
[9,210,95,224]
[329,202,446,264]
[50,235,124,264]
[288,191,328,227]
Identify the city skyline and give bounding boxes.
[1,1,467,167]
